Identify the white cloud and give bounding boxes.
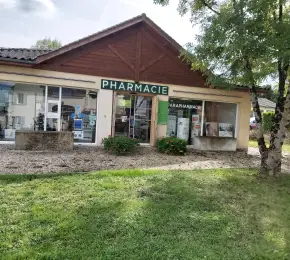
[0,0,17,8]
[0,0,56,15]
[119,0,140,7]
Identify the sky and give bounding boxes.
[0,0,199,48]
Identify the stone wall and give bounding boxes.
[193,136,237,151]
[15,131,74,151]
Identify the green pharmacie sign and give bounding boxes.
[101,79,168,95]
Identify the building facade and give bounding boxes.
[0,14,252,151]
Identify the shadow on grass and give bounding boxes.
[2,169,290,259]
[0,169,165,184]
[0,171,92,184]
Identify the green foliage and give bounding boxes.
[155,0,290,88]
[31,37,62,50]
[156,136,187,155]
[263,112,275,132]
[102,136,139,155]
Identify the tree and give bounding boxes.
[154,0,290,176]
[31,37,62,50]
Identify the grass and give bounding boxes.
[1,169,290,259]
[249,140,290,152]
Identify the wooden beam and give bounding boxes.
[143,32,179,63]
[108,44,134,72]
[134,31,142,81]
[140,53,165,72]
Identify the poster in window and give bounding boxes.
[177,118,189,140]
[167,115,177,136]
[205,122,218,137]
[192,123,201,137]
[192,114,200,123]
[219,123,234,137]
[74,119,83,130]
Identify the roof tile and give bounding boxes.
[0,48,52,61]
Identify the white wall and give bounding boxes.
[96,89,113,145]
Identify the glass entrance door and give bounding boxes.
[113,94,152,143]
[45,86,61,131]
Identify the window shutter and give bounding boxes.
[157,100,168,125]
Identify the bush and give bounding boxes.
[102,136,139,155]
[263,112,274,132]
[156,136,187,155]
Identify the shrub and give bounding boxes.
[102,136,139,155]
[262,112,274,132]
[156,136,187,155]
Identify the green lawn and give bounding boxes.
[1,169,290,260]
[249,140,290,152]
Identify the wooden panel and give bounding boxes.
[111,33,137,66]
[140,31,165,68]
[58,65,134,79]
[38,21,206,88]
[140,49,206,87]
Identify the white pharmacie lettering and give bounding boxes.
[102,80,109,88]
[127,83,133,91]
[161,86,168,95]
[143,85,150,93]
[134,84,142,92]
[151,86,157,93]
[110,81,117,89]
[118,82,125,90]
[157,86,161,94]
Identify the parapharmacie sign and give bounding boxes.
[101,79,168,95]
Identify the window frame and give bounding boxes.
[168,96,239,139]
[0,82,98,145]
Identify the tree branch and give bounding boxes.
[201,0,220,15]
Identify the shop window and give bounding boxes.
[204,102,237,138]
[0,82,45,141]
[60,87,97,143]
[0,82,98,144]
[167,98,203,144]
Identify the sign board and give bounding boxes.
[101,79,168,95]
[169,99,200,110]
[73,131,84,139]
[74,119,83,130]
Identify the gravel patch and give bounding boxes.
[0,145,289,174]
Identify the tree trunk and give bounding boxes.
[267,87,290,176]
[244,57,269,174]
[249,87,268,174]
